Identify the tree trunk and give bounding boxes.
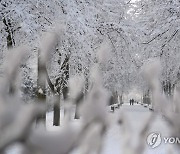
[62,86,68,116]
[53,94,60,126]
[36,50,46,127]
[53,76,61,126]
[112,91,118,104]
[3,17,15,49]
[3,17,16,94]
[143,89,151,105]
[162,80,173,97]
[74,105,79,119]
[84,77,89,96]
[119,94,123,105]
[62,55,69,116]
[74,92,84,119]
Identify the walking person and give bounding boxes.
[132,99,134,105]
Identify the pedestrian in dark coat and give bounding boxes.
[132,99,134,105]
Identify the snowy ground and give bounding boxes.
[5,104,179,154]
[46,103,179,154]
[102,104,176,154]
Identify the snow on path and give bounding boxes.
[102,104,178,154]
[46,104,179,154]
[5,104,179,154]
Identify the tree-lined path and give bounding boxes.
[1,0,180,153]
[102,104,173,154]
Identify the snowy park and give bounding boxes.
[1,0,180,154]
[5,104,179,154]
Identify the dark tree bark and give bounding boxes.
[2,16,16,95]
[36,50,46,126]
[113,91,118,104]
[143,90,151,105]
[53,74,61,126]
[162,80,173,97]
[62,86,68,116]
[2,17,15,49]
[119,94,123,105]
[46,54,70,125]
[74,106,79,119]
[46,68,61,126]
[53,94,60,126]
[42,53,70,125]
[45,67,61,126]
[74,92,84,119]
[61,55,69,116]
[84,77,89,96]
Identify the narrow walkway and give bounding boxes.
[103,103,174,154]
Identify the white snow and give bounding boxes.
[5,104,179,154]
[47,104,178,154]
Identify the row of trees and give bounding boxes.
[0,0,138,125]
[1,0,180,120]
[131,0,180,98]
